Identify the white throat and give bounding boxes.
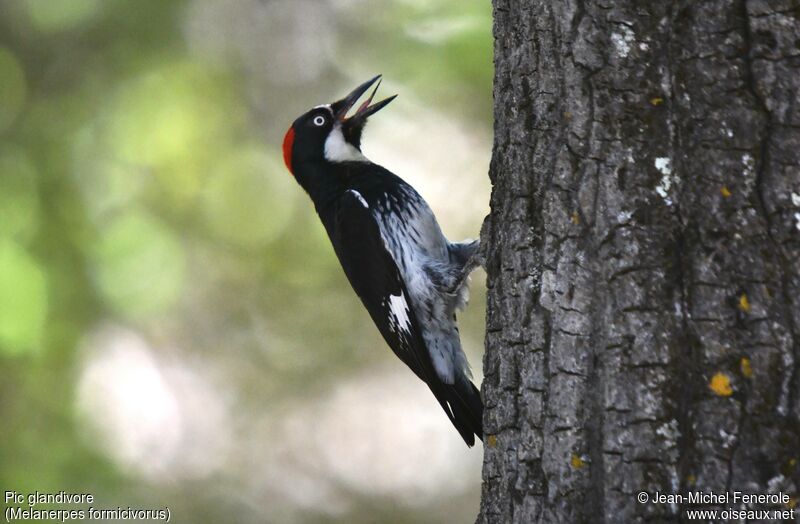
[324,124,367,163]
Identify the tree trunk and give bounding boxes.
[478,0,800,522]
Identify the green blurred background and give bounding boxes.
[0,0,491,522]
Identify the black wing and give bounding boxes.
[322,190,482,446]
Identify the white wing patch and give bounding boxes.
[387,292,412,336]
[324,124,367,162]
[347,189,368,209]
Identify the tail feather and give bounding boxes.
[432,377,483,446]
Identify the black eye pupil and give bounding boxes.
[314,116,325,126]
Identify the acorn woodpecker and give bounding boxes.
[282,75,483,446]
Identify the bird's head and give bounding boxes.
[282,75,396,175]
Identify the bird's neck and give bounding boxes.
[294,160,354,209]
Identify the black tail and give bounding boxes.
[433,377,483,446]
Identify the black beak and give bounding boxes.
[332,75,397,126]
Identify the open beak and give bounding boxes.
[332,75,397,138]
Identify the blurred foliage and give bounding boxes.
[344,1,492,121]
[0,0,491,522]
[0,239,46,354]
[90,210,186,319]
[0,48,26,131]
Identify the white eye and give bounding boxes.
[313,115,326,126]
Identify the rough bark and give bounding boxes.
[478,0,800,522]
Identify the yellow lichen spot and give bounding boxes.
[709,372,733,396]
[789,458,797,468]
[571,453,585,469]
[571,212,580,225]
[738,293,751,313]
[740,357,753,378]
[650,97,664,106]
[720,185,732,198]
[564,111,573,120]
[787,497,797,510]
[686,474,697,486]
[487,435,498,448]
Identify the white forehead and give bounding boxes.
[312,104,334,116]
